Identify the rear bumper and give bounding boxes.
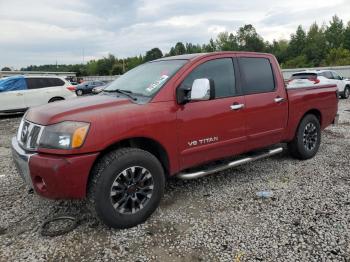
[11,137,99,199]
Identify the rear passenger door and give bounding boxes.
[25,78,66,107]
[237,56,288,150]
[177,56,247,169]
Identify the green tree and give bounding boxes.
[304,23,327,66]
[325,15,345,49]
[215,32,239,51]
[125,55,143,71]
[326,47,350,65]
[236,24,265,51]
[110,62,124,75]
[287,25,306,59]
[202,38,216,52]
[284,55,310,68]
[185,43,202,53]
[344,21,350,50]
[267,39,289,66]
[174,42,186,55]
[144,48,163,62]
[1,67,11,71]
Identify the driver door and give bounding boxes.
[176,56,247,169]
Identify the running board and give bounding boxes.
[176,147,283,180]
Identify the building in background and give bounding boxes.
[0,71,76,79]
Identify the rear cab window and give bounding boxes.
[238,57,275,94]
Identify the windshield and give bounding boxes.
[104,60,187,97]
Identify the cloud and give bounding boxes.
[0,0,350,68]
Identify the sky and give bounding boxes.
[1,0,350,69]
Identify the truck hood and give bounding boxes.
[26,94,135,125]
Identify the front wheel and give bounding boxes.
[288,114,321,160]
[88,148,165,229]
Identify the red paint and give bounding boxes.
[24,52,338,199]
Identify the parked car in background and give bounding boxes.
[75,81,106,96]
[287,72,324,88]
[0,75,76,113]
[288,70,350,99]
[92,82,111,94]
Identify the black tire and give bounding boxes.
[288,114,321,160]
[87,148,165,229]
[341,86,350,99]
[76,89,83,96]
[48,97,64,103]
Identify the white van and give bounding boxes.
[0,75,77,113]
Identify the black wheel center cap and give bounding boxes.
[127,185,137,193]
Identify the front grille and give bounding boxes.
[17,119,44,151]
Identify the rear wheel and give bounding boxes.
[88,148,165,229]
[341,86,350,99]
[288,114,321,160]
[76,89,83,96]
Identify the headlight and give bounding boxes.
[39,121,90,150]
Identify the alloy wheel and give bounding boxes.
[303,122,318,151]
[110,166,154,215]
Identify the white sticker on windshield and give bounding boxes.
[146,75,169,93]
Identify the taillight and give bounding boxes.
[308,77,320,84]
[67,86,76,92]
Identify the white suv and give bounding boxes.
[289,70,350,99]
[0,75,77,113]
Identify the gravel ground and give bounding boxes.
[0,99,349,262]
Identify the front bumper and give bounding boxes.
[11,137,99,199]
[11,137,34,189]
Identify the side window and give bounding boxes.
[41,78,53,88]
[49,78,65,86]
[26,78,44,89]
[180,58,236,98]
[331,72,342,80]
[239,57,275,94]
[324,71,334,79]
[0,78,27,92]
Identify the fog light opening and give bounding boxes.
[34,176,47,192]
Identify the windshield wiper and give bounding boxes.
[103,89,137,101]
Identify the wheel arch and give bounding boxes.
[301,109,322,126]
[86,137,170,192]
[48,96,65,103]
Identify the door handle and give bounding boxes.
[274,97,285,103]
[16,93,23,96]
[230,103,245,110]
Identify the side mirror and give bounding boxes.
[176,78,215,104]
[190,78,215,101]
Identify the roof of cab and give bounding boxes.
[153,51,274,62]
[154,53,207,61]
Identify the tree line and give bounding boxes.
[14,15,350,76]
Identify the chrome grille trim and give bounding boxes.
[17,119,44,151]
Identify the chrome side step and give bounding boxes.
[176,147,283,180]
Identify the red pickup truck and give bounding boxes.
[12,52,338,228]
